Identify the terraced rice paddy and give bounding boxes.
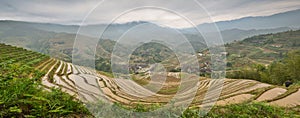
[1,43,299,108]
[39,60,300,108]
[0,44,49,67]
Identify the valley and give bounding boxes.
[0,6,300,117]
[1,32,300,117]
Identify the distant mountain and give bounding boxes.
[0,20,294,54]
[0,20,152,39]
[0,20,78,34]
[4,9,299,36]
[219,27,293,43]
[0,19,299,72]
[2,8,297,45]
[0,9,298,54]
[184,9,300,33]
[0,23,99,61]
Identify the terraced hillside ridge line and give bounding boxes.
[66,63,73,74]
[19,43,295,108]
[216,94,254,106]
[55,61,64,74]
[36,58,53,70]
[39,60,299,108]
[256,88,287,102]
[270,89,300,107]
[0,43,94,117]
[41,60,60,88]
[1,42,299,108]
[0,44,50,68]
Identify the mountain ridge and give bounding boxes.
[183,9,300,33]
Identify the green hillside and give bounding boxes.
[223,30,300,85]
[0,43,90,117]
[1,36,300,117]
[196,30,300,71]
[226,30,300,68]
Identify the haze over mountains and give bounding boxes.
[185,9,300,33]
[0,9,299,57]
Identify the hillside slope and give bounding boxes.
[0,43,90,117]
[226,30,300,69]
[1,43,299,117]
[40,55,300,108]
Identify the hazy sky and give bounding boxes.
[1,0,299,28]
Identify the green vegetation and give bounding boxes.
[227,50,300,85]
[95,41,178,72]
[130,42,175,64]
[199,102,299,117]
[224,30,300,85]
[260,50,300,85]
[0,44,90,117]
[224,30,300,70]
[86,101,299,118]
[95,57,111,72]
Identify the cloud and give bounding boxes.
[0,0,299,28]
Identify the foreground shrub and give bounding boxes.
[0,63,90,117]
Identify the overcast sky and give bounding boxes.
[1,0,299,28]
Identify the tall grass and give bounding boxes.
[86,100,300,118]
[0,62,91,117]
